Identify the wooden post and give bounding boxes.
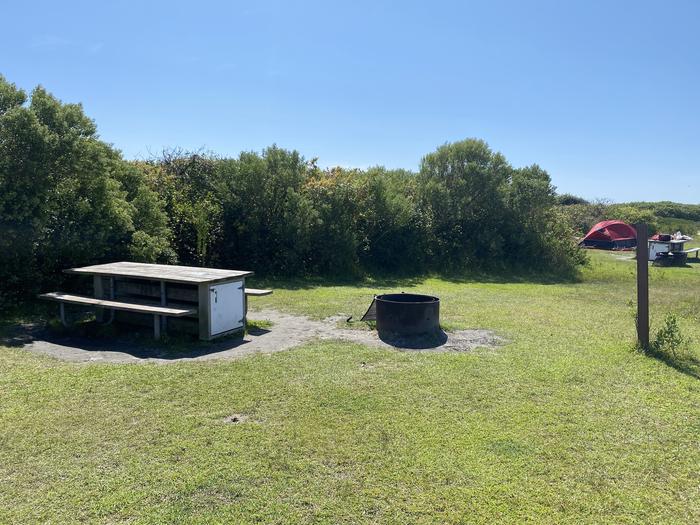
[635,223,649,350]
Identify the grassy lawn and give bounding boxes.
[2,251,700,523]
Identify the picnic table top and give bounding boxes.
[65,262,253,285]
[649,239,688,244]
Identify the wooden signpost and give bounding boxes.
[635,223,649,350]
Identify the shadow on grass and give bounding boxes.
[251,267,581,291]
[652,262,695,269]
[648,350,700,381]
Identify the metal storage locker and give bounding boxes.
[208,280,245,336]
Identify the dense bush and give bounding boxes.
[147,140,584,277]
[630,201,700,222]
[557,193,590,206]
[0,75,173,306]
[418,140,510,266]
[558,198,698,237]
[1,76,587,306]
[558,200,610,236]
[417,141,585,272]
[626,202,700,235]
[353,167,428,273]
[149,152,429,277]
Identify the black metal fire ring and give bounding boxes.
[374,293,440,336]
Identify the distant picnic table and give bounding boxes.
[40,262,271,340]
[649,239,700,265]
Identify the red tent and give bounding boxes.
[580,220,637,250]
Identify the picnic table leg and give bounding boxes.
[93,276,104,322]
[92,277,115,325]
[153,314,161,340]
[59,303,69,327]
[197,283,210,341]
[105,277,115,325]
[160,281,167,334]
[243,278,248,320]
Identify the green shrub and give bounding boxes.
[629,201,700,222]
[557,193,590,206]
[302,167,361,275]
[418,139,510,269]
[0,75,173,306]
[354,167,428,273]
[605,205,659,234]
[418,140,584,275]
[1,75,590,305]
[217,147,315,275]
[561,199,700,239]
[651,313,690,359]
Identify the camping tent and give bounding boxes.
[580,220,637,250]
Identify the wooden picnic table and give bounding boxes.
[40,262,271,340]
[66,262,252,284]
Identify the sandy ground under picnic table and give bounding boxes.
[3,309,504,364]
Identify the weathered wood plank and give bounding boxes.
[38,293,196,317]
[66,262,253,284]
[115,299,198,316]
[113,280,198,302]
[245,288,273,296]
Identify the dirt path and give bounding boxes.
[5,308,504,364]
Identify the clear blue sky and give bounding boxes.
[1,0,698,202]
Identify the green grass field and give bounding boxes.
[2,250,700,524]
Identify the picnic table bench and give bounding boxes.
[39,262,272,340]
[244,288,274,297]
[39,292,197,339]
[655,247,700,267]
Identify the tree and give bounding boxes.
[557,193,589,206]
[0,76,44,300]
[217,146,314,274]
[0,76,173,305]
[417,139,511,268]
[353,167,427,273]
[506,165,587,273]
